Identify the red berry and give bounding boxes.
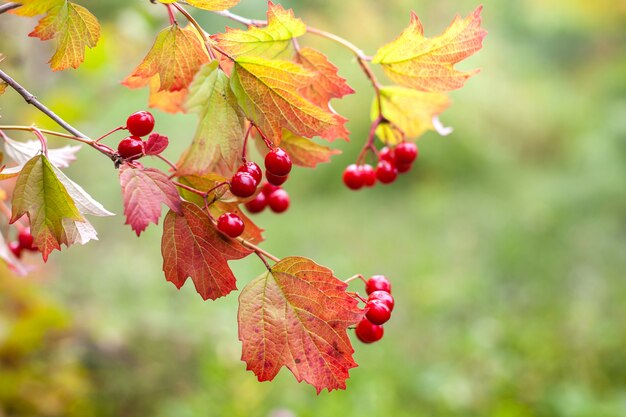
[396,161,413,174]
[355,318,384,343]
[265,171,288,186]
[395,142,418,164]
[365,275,391,295]
[262,182,280,196]
[126,111,155,137]
[343,164,364,190]
[17,228,36,251]
[268,189,290,213]
[379,147,396,164]
[375,160,398,184]
[368,290,395,312]
[117,136,144,160]
[265,148,292,176]
[9,241,22,258]
[361,164,376,187]
[230,172,257,198]
[245,192,267,213]
[365,299,391,325]
[217,212,245,238]
[239,161,262,184]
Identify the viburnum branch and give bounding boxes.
[0,2,20,14]
[172,3,216,60]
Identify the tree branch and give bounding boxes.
[0,2,20,14]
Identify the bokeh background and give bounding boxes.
[1,0,626,416]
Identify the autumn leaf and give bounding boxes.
[294,47,354,108]
[372,6,486,92]
[239,256,363,393]
[2,133,81,168]
[119,165,182,236]
[175,174,230,207]
[123,75,187,114]
[144,133,169,156]
[177,61,246,177]
[372,86,451,144]
[0,81,6,96]
[9,0,63,17]
[10,155,84,261]
[158,0,240,11]
[256,131,340,169]
[29,2,100,71]
[230,56,345,144]
[161,201,252,300]
[214,2,305,59]
[123,24,209,95]
[208,200,264,244]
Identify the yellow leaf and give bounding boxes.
[158,0,240,11]
[9,0,63,17]
[213,1,305,59]
[373,6,486,92]
[28,2,100,71]
[372,86,450,144]
[230,56,342,145]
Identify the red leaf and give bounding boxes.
[161,201,252,300]
[119,165,182,236]
[144,133,169,155]
[238,256,364,393]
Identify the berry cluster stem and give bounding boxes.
[356,115,384,165]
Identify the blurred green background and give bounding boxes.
[1,0,626,416]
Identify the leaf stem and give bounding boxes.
[31,127,48,156]
[238,238,280,264]
[155,154,178,173]
[166,4,177,25]
[172,3,216,60]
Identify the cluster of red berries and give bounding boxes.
[245,183,290,214]
[8,227,37,258]
[355,275,394,344]
[343,142,419,190]
[117,111,156,160]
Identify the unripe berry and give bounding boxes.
[361,164,376,187]
[268,189,290,213]
[230,171,257,198]
[265,148,292,176]
[365,299,392,325]
[238,161,262,184]
[395,142,418,164]
[126,111,155,137]
[118,136,144,160]
[375,160,398,184]
[368,290,395,312]
[355,318,384,343]
[265,171,288,186]
[245,192,267,213]
[217,212,245,238]
[365,275,391,295]
[343,164,364,190]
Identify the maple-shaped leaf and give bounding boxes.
[119,165,182,236]
[177,61,246,177]
[10,155,84,261]
[123,25,209,93]
[9,0,63,17]
[372,6,486,92]
[2,134,81,168]
[29,2,100,71]
[256,131,340,168]
[294,47,354,108]
[208,201,264,244]
[230,56,344,144]
[213,2,305,59]
[161,201,252,300]
[158,0,240,11]
[144,133,169,156]
[239,256,363,393]
[372,86,451,144]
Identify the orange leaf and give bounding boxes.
[238,257,363,393]
[123,74,188,114]
[373,6,486,92]
[161,201,252,300]
[268,131,341,168]
[123,25,209,93]
[230,56,345,144]
[158,0,240,11]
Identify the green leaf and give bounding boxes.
[10,155,84,261]
[177,61,246,177]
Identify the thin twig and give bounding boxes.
[173,3,217,60]
[0,2,20,14]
